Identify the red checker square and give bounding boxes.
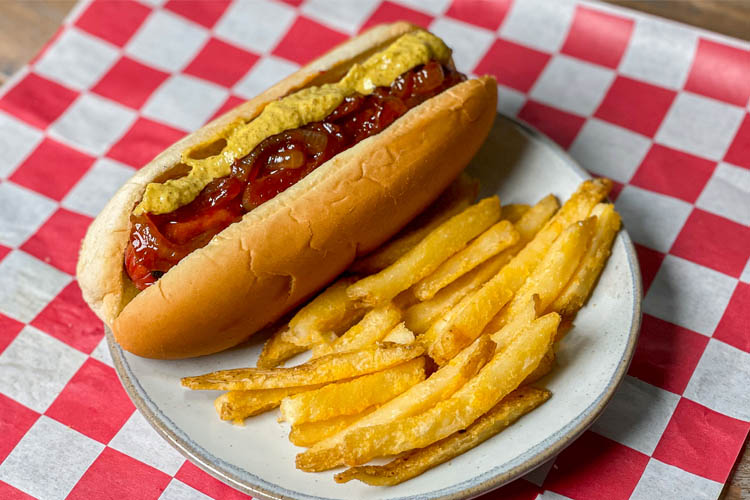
[653,398,750,482]
[517,100,585,149]
[165,0,231,29]
[91,57,169,110]
[630,144,716,203]
[445,0,513,32]
[361,1,434,31]
[10,137,94,200]
[476,478,539,500]
[67,447,170,500]
[594,76,676,137]
[279,0,304,5]
[107,117,186,169]
[670,208,750,278]
[185,38,260,88]
[560,5,634,69]
[209,94,246,123]
[628,314,708,394]
[46,358,135,444]
[608,179,624,201]
[724,113,750,170]
[685,39,750,107]
[176,461,251,500]
[634,243,665,294]
[714,282,750,353]
[274,16,349,66]
[543,430,648,500]
[0,481,36,500]
[0,244,9,263]
[0,72,78,129]
[0,393,40,463]
[21,208,92,275]
[75,0,151,47]
[475,39,550,93]
[0,313,24,356]
[31,281,104,354]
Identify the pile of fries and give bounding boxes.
[181,174,621,486]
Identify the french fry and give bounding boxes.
[280,357,425,425]
[414,220,519,301]
[214,385,324,421]
[312,302,401,358]
[549,203,621,318]
[490,217,596,331]
[181,342,424,391]
[334,386,551,485]
[524,348,555,385]
[490,294,539,350]
[351,174,479,274]
[347,197,502,306]
[337,313,559,466]
[296,335,495,472]
[257,325,308,369]
[500,203,530,224]
[382,322,415,344]
[514,194,559,242]
[290,407,379,448]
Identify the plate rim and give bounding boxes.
[108,114,643,500]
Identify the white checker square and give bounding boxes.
[644,255,736,336]
[159,480,213,500]
[62,158,134,217]
[569,118,651,183]
[538,492,573,500]
[614,185,692,253]
[126,10,208,72]
[630,459,723,500]
[0,416,103,500]
[429,18,495,74]
[215,0,295,54]
[0,182,57,247]
[394,0,451,15]
[233,56,300,100]
[0,326,86,412]
[90,335,113,367]
[496,83,527,117]
[741,258,750,284]
[137,0,166,5]
[591,376,679,455]
[499,0,576,52]
[685,339,750,420]
[655,92,745,161]
[49,93,137,155]
[34,28,119,91]
[0,111,43,177]
[530,55,615,116]
[302,0,380,33]
[619,17,698,89]
[143,74,228,132]
[0,251,71,323]
[696,162,750,226]
[110,411,186,475]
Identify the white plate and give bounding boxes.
[109,114,642,500]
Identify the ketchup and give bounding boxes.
[126,62,466,289]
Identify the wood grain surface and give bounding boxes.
[0,1,747,498]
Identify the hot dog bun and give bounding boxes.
[77,22,497,359]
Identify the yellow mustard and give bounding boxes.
[134,29,451,215]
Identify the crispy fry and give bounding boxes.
[523,348,555,385]
[549,203,621,318]
[414,220,519,301]
[489,295,539,349]
[334,386,551,485]
[280,357,425,425]
[337,314,559,466]
[347,197,502,306]
[257,325,308,369]
[312,302,401,358]
[214,385,323,421]
[514,194,559,242]
[296,335,495,471]
[500,203,530,224]
[290,407,379,447]
[382,322,415,344]
[182,342,424,391]
[351,174,479,274]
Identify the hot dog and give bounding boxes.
[77,22,498,359]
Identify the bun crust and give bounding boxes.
[77,23,498,359]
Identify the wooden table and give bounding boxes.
[0,1,747,498]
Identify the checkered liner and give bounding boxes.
[0,0,748,498]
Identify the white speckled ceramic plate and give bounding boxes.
[108,114,642,500]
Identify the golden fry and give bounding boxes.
[182,342,424,391]
[280,357,425,425]
[524,348,555,385]
[290,407,379,448]
[347,196,501,306]
[334,386,551,485]
[382,322,416,344]
[214,385,323,421]
[312,302,401,358]
[257,325,308,369]
[500,203,530,224]
[489,294,539,350]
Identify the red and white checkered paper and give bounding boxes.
[0,0,748,498]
